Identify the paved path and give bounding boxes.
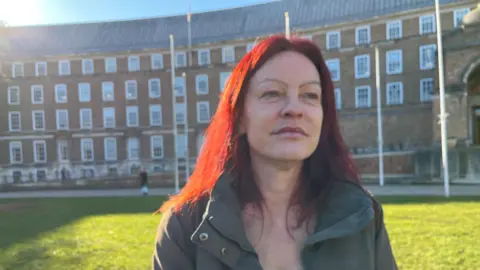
[1,184,479,199]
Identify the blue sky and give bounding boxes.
[0,0,276,26]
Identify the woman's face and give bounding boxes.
[241,51,324,162]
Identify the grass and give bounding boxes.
[0,196,479,270]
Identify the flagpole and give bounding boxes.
[375,46,385,186]
[184,0,191,182]
[284,12,290,38]
[170,34,180,193]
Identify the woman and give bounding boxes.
[153,35,397,270]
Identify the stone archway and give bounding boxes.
[466,62,480,144]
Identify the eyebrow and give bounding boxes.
[258,78,321,87]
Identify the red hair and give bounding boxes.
[159,35,362,220]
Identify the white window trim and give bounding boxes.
[8,86,20,105]
[334,88,342,110]
[386,82,404,105]
[354,54,371,79]
[174,76,186,97]
[246,42,255,53]
[105,57,117,73]
[222,46,235,63]
[148,78,161,98]
[128,55,140,72]
[78,82,91,102]
[326,31,341,50]
[419,14,436,35]
[104,137,118,161]
[81,138,94,162]
[126,106,139,127]
[9,141,23,164]
[57,140,69,162]
[420,78,434,102]
[196,74,209,95]
[175,52,187,68]
[8,111,21,132]
[326,59,341,81]
[80,108,93,129]
[149,104,163,126]
[56,109,69,130]
[220,72,231,93]
[355,86,372,108]
[355,25,371,45]
[102,82,115,101]
[103,107,116,128]
[420,44,437,70]
[125,80,138,100]
[31,85,44,104]
[12,62,24,78]
[151,53,163,69]
[386,49,403,75]
[175,103,187,124]
[58,60,71,76]
[35,62,47,77]
[32,110,46,131]
[196,101,211,123]
[33,140,47,163]
[197,49,211,65]
[386,20,402,40]
[55,84,68,103]
[150,135,164,159]
[454,8,470,28]
[127,138,140,161]
[82,59,94,75]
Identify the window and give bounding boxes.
[12,63,24,78]
[334,88,341,110]
[31,85,44,104]
[33,140,47,163]
[8,86,20,105]
[57,140,69,162]
[35,62,47,76]
[105,57,117,73]
[149,78,161,98]
[128,56,140,71]
[175,103,186,124]
[196,101,210,123]
[196,74,209,95]
[420,44,436,70]
[175,52,187,67]
[326,59,340,81]
[246,42,255,53]
[82,59,94,75]
[355,55,370,79]
[176,134,187,158]
[326,31,341,50]
[420,78,434,102]
[9,112,21,131]
[126,106,139,127]
[198,49,211,65]
[36,170,47,181]
[103,107,116,128]
[454,8,470,28]
[125,80,138,100]
[58,60,71,76]
[386,50,403,75]
[355,86,371,108]
[81,138,94,161]
[32,110,45,130]
[220,72,231,92]
[355,26,370,45]
[174,76,186,96]
[80,108,93,129]
[419,14,436,35]
[56,109,69,130]
[104,137,117,161]
[150,135,164,159]
[386,20,402,40]
[78,83,91,102]
[386,82,403,105]
[55,84,68,103]
[222,47,235,63]
[9,141,23,164]
[151,54,163,69]
[102,82,114,101]
[149,105,162,126]
[127,138,140,160]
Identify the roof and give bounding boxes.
[1,0,466,57]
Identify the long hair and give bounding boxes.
[159,35,363,224]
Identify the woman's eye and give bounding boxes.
[303,92,320,100]
[261,90,281,98]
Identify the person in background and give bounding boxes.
[152,35,397,270]
[139,168,149,196]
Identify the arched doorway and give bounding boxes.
[467,63,480,144]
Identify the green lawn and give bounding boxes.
[0,196,479,270]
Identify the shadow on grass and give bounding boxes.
[376,195,480,205]
[0,196,166,252]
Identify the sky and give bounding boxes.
[0,0,276,27]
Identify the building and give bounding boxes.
[1,0,479,185]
